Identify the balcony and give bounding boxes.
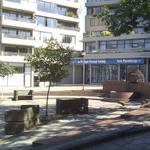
[2,0,37,12]
[57,24,80,31]
[86,0,120,7]
[2,15,36,29]
[1,33,35,46]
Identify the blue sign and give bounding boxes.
[70,58,144,65]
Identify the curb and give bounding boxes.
[31,125,150,150]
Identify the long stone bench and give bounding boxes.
[56,98,88,115]
[13,90,34,100]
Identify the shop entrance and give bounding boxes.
[91,65,118,83]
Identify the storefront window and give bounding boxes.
[91,64,118,83]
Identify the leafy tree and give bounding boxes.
[26,38,73,117]
[0,62,15,97]
[101,0,150,36]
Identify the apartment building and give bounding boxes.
[0,0,83,87]
[73,0,150,84]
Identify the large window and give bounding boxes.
[36,16,57,28]
[37,0,57,13]
[98,38,150,51]
[47,18,57,28]
[2,28,32,39]
[4,47,32,56]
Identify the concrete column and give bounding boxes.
[118,64,120,80]
[72,64,75,84]
[145,58,149,82]
[89,64,92,84]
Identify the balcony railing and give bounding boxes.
[3,15,35,23]
[57,25,80,31]
[3,33,35,40]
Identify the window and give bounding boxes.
[145,39,150,50]
[132,39,144,48]
[117,40,124,49]
[15,66,24,73]
[106,41,117,49]
[99,41,106,50]
[85,42,96,53]
[4,47,18,56]
[37,0,57,13]
[62,35,76,44]
[4,47,31,56]
[47,18,57,28]
[36,16,45,26]
[125,40,132,49]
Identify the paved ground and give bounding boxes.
[83,132,150,150]
[0,96,147,150]
[0,85,149,150]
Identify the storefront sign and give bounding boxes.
[70,58,144,65]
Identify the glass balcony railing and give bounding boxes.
[3,15,35,23]
[57,24,80,31]
[3,33,35,40]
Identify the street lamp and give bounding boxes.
[81,51,86,91]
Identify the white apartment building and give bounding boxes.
[0,0,84,87]
[72,0,150,84]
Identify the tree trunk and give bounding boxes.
[45,81,51,117]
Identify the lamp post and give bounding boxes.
[81,51,86,91]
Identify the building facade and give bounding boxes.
[73,0,150,84]
[0,0,84,87]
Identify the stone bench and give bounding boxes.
[56,98,88,115]
[13,90,34,100]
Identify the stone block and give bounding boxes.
[5,108,34,122]
[5,120,35,135]
[56,98,88,115]
[110,91,133,100]
[5,122,25,135]
[20,105,40,115]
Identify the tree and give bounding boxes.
[26,38,73,117]
[0,62,15,98]
[101,0,150,36]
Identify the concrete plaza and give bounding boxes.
[0,85,150,150]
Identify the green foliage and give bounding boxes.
[0,62,15,78]
[26,37,73,83]
[101,0,150,36]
